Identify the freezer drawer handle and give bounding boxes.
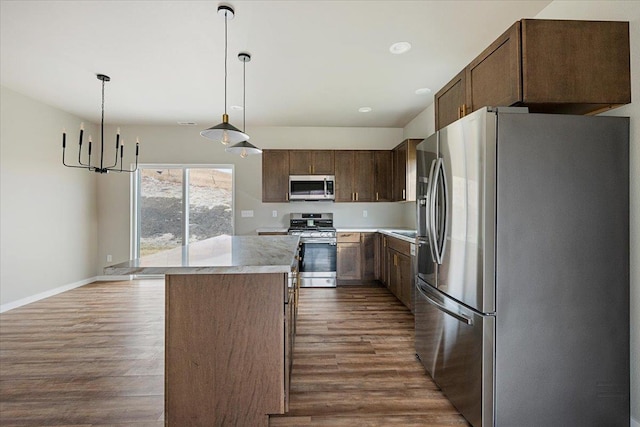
[417,283,473,325]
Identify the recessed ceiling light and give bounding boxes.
[415,87,432,95]
[178,121,198,126]
[230,105,243,111]
[358,107,373,113]
[389,41,411,54]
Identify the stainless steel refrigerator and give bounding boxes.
[414,107,629,427]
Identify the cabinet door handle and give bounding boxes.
[458,106,462,119]
[376,192,379,201]
[462,104,467,116]
[309,165,312,174]
[402,189,406,200]
[286,192,289,201]
[355,192,358,201]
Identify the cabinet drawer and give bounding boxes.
[387,236,411,255]
[337,232,360,243]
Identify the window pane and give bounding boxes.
[139,168,183,256]
[188,168,233,243]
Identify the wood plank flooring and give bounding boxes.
[270,285,468,426]
[0,280,466,426]
[0,280,165,426]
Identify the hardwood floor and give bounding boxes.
[0,280,164,426]
[0,280,466,426]
[270,285,467,426]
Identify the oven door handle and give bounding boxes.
[301,239,337,245]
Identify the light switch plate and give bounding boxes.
[272,210,278,218]
[241,210,254,218]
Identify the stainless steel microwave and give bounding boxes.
[289,175,335,201]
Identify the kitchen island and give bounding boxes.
[105,235,300,427]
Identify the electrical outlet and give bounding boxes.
[106,254,112,262]
[362,210,368,218]
[241,210,254,218]
[272,210,278,218]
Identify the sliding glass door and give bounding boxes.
[135,165,233,257]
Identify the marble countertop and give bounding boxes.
[104,235,300,276]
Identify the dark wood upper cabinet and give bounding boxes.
[392,140,419,202]
[435,69,467,131]
[520,19,630,112]
[435,19,631,130]
[467,21,522,113]
[354,151,375,202]
[373,150,393,202]
[289,150,334,175]
[262,150,290,203]
[334,151,355,202]
[334,150,374,202]
[263,147,414,204]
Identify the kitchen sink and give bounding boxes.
[389,230,417,238]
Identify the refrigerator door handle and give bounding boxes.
[426,159,438,263]
[430,158,448,264]
[437,158,449,263]
[417,282,473,326]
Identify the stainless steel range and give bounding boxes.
[288,213,336,288]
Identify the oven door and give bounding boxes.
[299,239,337,287]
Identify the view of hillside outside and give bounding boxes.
[137,166,233,256]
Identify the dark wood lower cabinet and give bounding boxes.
[165,272,292,426]
[338,232,379,282]
[361,233,378,281]
[383,235,413,310]
[337,242,362,280]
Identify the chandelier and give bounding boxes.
[62,74,139,173]
[201,4,249,144]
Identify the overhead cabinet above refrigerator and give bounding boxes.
[414,107,630,427]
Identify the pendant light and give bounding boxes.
[201,4,249,144]
[226,52,262,158]
[62,74,139,173]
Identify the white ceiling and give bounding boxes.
[0,0,552,128]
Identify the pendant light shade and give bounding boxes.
[201,114,249,144]
[226,140,262,158]
[226,52,262,158]
[201,4,248,144]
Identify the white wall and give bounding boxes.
[0,86,99,308]
[96,124,413,271]
[400,103,436,227]
[403,103,435,140]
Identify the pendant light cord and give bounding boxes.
[243,56,246,131]
[224,10,228,115]
[100,77,105,169]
